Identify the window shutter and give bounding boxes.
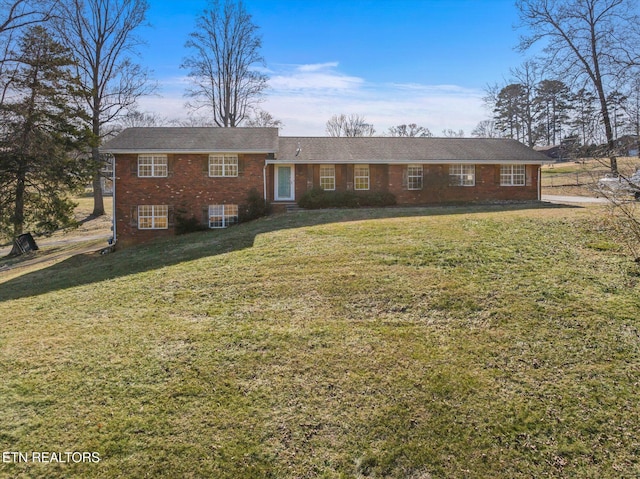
[167,156,174,177]
[131,158,138,176]
[495,165,501,185]
[526,165,532,186]
[203,157,210,177]
[130,206,138,227]
[402,168,408,189]
[202,206,209,227]
[237,156,244,176]
[168,205,175,228]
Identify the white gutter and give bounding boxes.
[263,162,268,202]
[538,165,542,201]
[264,159,548,165]
[101,149,278,155]
[111,155,117,246]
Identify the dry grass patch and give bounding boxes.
[1,204,639,478]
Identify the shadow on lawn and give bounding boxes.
[0,202,575,301]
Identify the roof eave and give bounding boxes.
[267,158,548,165]
[102,149,277,155]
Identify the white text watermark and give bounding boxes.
[2,451,100,464]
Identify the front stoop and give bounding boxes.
[271,202,304,214]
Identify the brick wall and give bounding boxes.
[114,153,267,246]
[297,163,540,205]
[117,157,540,246]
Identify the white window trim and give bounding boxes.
[354,165,370,191]
[137,155,168,178]
[449,164,476,187]
[319,165,336,191]
[208,154,239,177]
[407,165,423,190]
[500,164,526,186]
[209,204,239,228]
[138,205,168,230]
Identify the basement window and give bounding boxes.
[209,204,239,228]
[138,205,168,229]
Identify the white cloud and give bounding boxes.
[297,62,340,72]
[268,62,364,92]
[136,62,488,136]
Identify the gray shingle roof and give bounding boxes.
[101,127,280,153]
[276,137,550,164]
[101,128,550,164]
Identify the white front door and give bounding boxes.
[275,165,295,201]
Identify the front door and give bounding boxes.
[275,165,295,201]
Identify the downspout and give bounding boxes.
[263,162,268,202]
[111,155,117,246]
[538,165,541,201]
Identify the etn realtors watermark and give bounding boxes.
[2,451,100,464]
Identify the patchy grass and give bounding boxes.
[1,204,639,478]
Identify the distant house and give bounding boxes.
[101,127,549,246]
[615,135,639,157]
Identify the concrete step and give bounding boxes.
[285,204,305,213]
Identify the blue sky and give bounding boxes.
[138,0,531,135]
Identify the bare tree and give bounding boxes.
[510,61,541,147]
[442,129,465,138]
[472,119,503,138]
[1,0,58,106]
[326,114,375,137]
[516,0,640,174]
[182,0,267,127]
[0,0,57,35]
[54,0,152,216]
[388,123,432,137]
[244,109,282,128]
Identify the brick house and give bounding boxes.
[101,127,549,246]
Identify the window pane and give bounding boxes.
[354,165,369,190]
[209,156,223,176]
[449,164,475,186]
[320,165,335,190]
[500,165,525,186]
[407,165,423,190]
[225,157,238,176]
[138,205,168,229]
[209,204,238,228]
[209,155,238,177]
[138,156,167,177]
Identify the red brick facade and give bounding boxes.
[115,156,540,246]
[266,163,540,205]
[114,153,267,246]
[115,153,540,245]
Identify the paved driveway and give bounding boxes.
[541,194,609,204]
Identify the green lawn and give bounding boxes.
[1,205,639,478]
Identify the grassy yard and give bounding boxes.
[1,204,639,478]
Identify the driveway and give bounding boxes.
[541,194,609,204]
[0,233,110,260]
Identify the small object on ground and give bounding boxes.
[9,233,39,256]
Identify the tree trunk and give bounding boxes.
[91,152,105,216]
[91,98,105,216]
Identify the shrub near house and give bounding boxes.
[101,128,549,246]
